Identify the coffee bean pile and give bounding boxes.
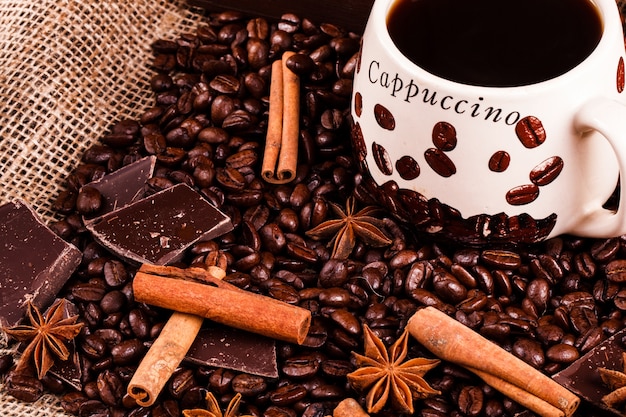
[2,9,626,417]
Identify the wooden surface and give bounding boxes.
[187,0,374,33]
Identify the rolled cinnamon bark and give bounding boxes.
[407,306,579,417]
[127,266,227,407]
[262,51,300,184]
[261,58,285,183]
[133,265,311,345]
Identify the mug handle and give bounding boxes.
[570,97,626,237]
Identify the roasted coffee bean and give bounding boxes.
[102,259,129,288]
[76,186,103,215]
[282,354,321,379]
[330,308,361,335]
[432,269,467,303]
[111,338,145,365]
[231,373,267,396]
[78,399,109,417]
[545,343,579,363]
[515,116,546,148]
[97,369,124,406]
[5,372,44,402]
[269,383,308,406]
[61,391,89,414]
[424,148,456,177]
[529,156,564,186]
[100,290,127,314]
[481,249,522,270]
[317,259,349,287]
[285,52,315,75]
[458,385,484,417]
[264,406,298,417]
[526,278,550,312]
[606,259,626,282]
[80,333,108,360]
[318,287,351,307]
[506,184,540,205]
[512,338,545,369]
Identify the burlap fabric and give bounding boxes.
[0,0,209,224]
[0,1,210,414]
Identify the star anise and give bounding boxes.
[599,351,626,410]
[347,325,440,414]
[305,196,392,260]
[3,298,83,379]
[183,392,253,417]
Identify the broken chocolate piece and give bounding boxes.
[85,183,233,265]
[0,200,82,327]
[185,324,278,378]
[82,155,156,222]
[553,328,626,416]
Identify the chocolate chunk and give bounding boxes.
[85,183,233,265]
[185,324,278,378]
[83,156,157,222]
[0,200,82,327]
[553,328,626,416]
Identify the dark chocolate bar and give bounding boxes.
[83,155,156,222]
[0,200,82,327]
[553,328,626,416]
[85,183,233,265]
[185,324,278,378]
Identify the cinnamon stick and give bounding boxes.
[407,307,579,417]
[133,264,311,344]
[262,51,300,183]
[127,266,226,407]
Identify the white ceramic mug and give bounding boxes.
[351,0,626,245]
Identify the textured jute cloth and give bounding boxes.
[0,1,208,414]
[0,0,208,224]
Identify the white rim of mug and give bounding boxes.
[373,0,618,96]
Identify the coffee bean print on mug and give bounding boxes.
[372,142,393,175]
[515,116,546,148]
[424,148,456,177]
[354,92,363,117]
[432,121,457,151]
[617,56,625,93]
[488,150,511,172]
[506,184,540,205]
[530,156,564,186]
[373,103,396,130]
[351,121,367,163]
[396,155,420,180]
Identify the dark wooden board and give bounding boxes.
[187,0,374,33]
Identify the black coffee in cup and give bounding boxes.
[387,0,603,87]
